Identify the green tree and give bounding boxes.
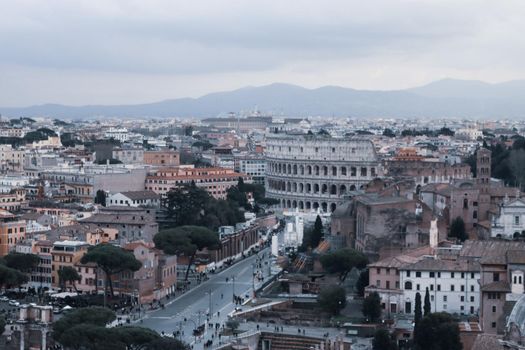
[80,244,142,297]
[424,287,431,316]
[318,285,347,315]
[373,329,398,350]
[94,190,107,206]
[414,292,422,326]
[226,319,240,331]
[53,306,116,343]
[311,215,324,248]
[300,215,324,251]
[449,216,467,242]
[414,313,462,350]
[437,127,454,136]
[382,128,396,138]
[362,292,382,322]
[145,337,191,350]
[320,248,368,281]
[356,268,369,297]
[58,266,81,292]
[154,226,221,282]
[58,323,119,350]
[113,326,160,349]
[3,252,39,273]
[0,264,28,289]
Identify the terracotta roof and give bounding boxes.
[481,281,511,292]
[369,255,420,269]
[402,257,480,272]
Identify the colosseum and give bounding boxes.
[265,133,381,212]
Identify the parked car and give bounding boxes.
[8,300,20,307]
[0,296,9,302]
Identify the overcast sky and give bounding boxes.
[1,0,525,106]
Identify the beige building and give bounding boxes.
[144,150,180,166]
[50,240,90,289]
[145,165,249,199]
[0,210,26,256]
[0,144,25,172]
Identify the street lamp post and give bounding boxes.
[207,289,212,316]
[252,263,256,298]
[232,275,235,302]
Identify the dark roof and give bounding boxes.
[471,334,504,350]
[81,213,156,225]
[21,212,44,221]
[481,281,511,292]
[461,240,525,260]
[118,191,160,201]
[402,257,480,272]
[507,250,525,265]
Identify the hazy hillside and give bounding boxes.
[1,79,525,119]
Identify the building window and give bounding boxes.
[443,295,447,302]
[437,284,441,291]
[406,271,411,277]
[516,216,520,225]
[492,322,496,328]
[430,285,434,291]
[404,281,413,290]
[460,296,464,302]
[416,284,420,291]
[470,296,474,302]
[429,272,435,278]
[493,306,497,313]
[416,271,421,278]
[493,273,499,282]
[451,285,455,291]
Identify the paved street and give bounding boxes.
[141,247,276,349]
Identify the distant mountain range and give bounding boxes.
[2,78,525,119]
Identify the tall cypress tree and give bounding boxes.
[414,292,422,325]
[424,287,431,316]
[311,215,324,248]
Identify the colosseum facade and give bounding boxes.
[265,133,381,212]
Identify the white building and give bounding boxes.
[112,147,144,164]
[491,198,525,239]
[105,128,129,142]
[107,190,160,208]
[234,154,266,184]
[400,257,481,315]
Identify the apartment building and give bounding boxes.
[79,206,158,243]
[40,165,147,203]
[106,241,177,302]
[145,165,250,199]
[234,154,266,184]
[0,210,26,256]
[143,150,180,166]
[50,240,90,289]
[400,258,481,315]
[112,146,144,164]
[0,144,25,172]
